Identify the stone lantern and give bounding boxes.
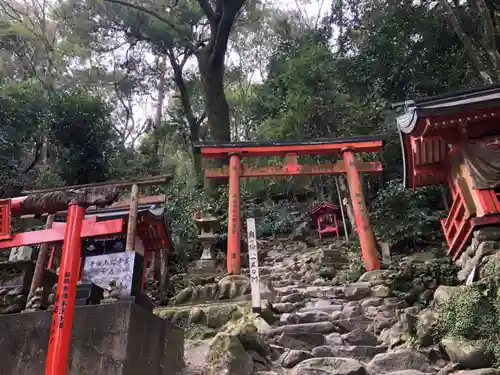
[192,207,220,275]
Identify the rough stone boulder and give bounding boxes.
[277,332,326,351]
[342,329,379,346]
[232,323,269,359]
[205,304,241,328]
[441,336,492,369]
[288,357,367,375]
[218,275,252,300]
[366,350,432,375]
[358,270,386,284]
[311,345,387,362]
[282,310,333,324]
[416,309,439,346]
[263,321,335,338]
[385,372,432,375]
[433,286,462,306]
[205,332,253,375]
[450,370,500,375]
[281,349,313,368]
[371,285,392,298]
[344,283,372,301]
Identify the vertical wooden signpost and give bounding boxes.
[246,218,261,313]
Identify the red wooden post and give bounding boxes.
[227,153,241,275]
[45,203,85,375]
[47,246,56,270]
[316,216,323,240]
[333,213,340,237]
[341,148,380,270]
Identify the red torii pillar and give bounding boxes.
[45,203,85,375]
[198,137,383,274]
[227,153,242,274]
[342,148,380,270]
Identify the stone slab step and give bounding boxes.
[298,305,343,314]
[263,321,335,337]
[312,345,388,363]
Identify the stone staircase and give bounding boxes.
[172,239,494,375]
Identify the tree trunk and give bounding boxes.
[197,49,231,142]
[197,48,232,192]
[151,55,167,170]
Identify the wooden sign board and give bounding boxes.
[246,218,261,313]
[9,246,32,262]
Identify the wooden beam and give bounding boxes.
[29,214,55,296]
[0,218,124,249]
[110,194,165,208]
[22,175,171,194]
[205,161,382,179]
[19,195,166,219]
[200,139,383,158]
[125,184,139,251]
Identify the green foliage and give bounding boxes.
[329,0,480,100]
[253,31,387,141]
[371,180,445,248]
[163,181,204,266]
[385,254,458,305]
[50,89,115,185]
[436,284,496,340]
[337,240,366,283]
[433,256,500,364]
[254,200,296,237]
[0,80,116,195]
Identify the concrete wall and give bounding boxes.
[0,302,184,375]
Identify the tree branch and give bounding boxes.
[197,0,215,22]
[475,0,500,72]
[440,0,494,83]
[210,0,245,66]
[167,47,199,144]
[102,0,198,52]
[21,140,42,174]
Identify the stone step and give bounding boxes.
[263,321,336,338]
[276,332,326,351]
[298,305,344,314]
[311,345,388,363]
[331,318,373,333]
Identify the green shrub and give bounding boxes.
[337,240,366,283]
[370,180,445,249]
[384,253,458,305]
[434,256,500,364]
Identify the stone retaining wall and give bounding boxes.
[455,226,500,282]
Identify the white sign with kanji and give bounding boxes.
[9,246,32,262]
[246,218,261,313]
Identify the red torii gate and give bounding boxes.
[197,136,384,274]
[0,175,171,375]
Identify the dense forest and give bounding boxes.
[1,0,498,259]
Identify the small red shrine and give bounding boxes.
[310,201,341,240]
[396,83,500,260]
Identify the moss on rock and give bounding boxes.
[206,332,254,375]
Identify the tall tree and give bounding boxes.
[439,0,500,83]
[91,0,248,142]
